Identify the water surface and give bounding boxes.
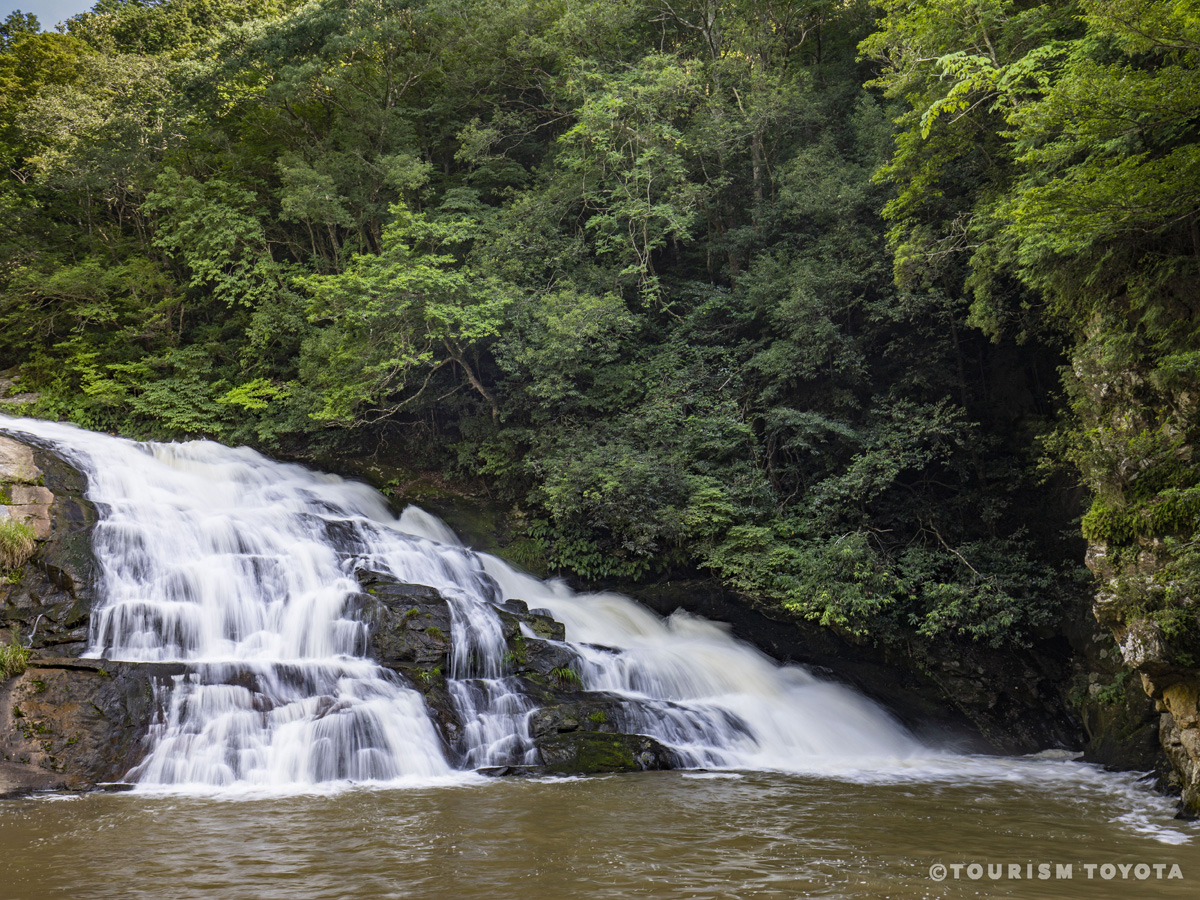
[2,769,1196,899]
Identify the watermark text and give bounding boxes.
[928,862,1184,882]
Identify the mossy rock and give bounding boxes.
[352,570,453,670]
[534,730,674,775]
[528,697,626,738]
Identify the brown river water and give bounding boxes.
[1,766,1197,900]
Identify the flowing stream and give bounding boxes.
[0,415,1197,899]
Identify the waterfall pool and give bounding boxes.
[1,768,1196,899]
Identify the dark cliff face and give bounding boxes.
[1,434,98,658]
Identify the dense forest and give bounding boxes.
[0,0,1196,658]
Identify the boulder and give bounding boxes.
[352,570,453,670]
[536,731,674,775]
[350,570,463,754]
[527,696,628,739]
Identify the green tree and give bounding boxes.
[303,191,516,426]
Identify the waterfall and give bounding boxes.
[0,415,920,791]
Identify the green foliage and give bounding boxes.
[0,11,37,54]
[866,0,1200,642]
[1083,489,1200,547]
[0,517,36,570]
[1091,670,1131,707]
[146,168,282,311]
[502,633,528,667]
[550,665,582,687]
[558,52,705,301]
[302,193,516,425]
[0,0,1095,653]
[0,632,30,679]
[415,666,444,685]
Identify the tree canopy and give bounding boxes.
[3,0,1195,652]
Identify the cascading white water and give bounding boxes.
[0,414,920,791]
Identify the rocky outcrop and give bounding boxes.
[353,568,676,775]
[1086,592,1200,820]
[353,573,454,670]
[536,732,673,775]
[1102,610,1200,814]
[0,435,52,540]
[1071,622,1162,775]
[0,658,181,792]
[1158,683,1200,815]
[1069,333,1200,818]
[0,372,38,409]
[350,571,460,743]
[0,434,97,657]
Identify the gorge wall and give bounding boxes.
[1074,338,1200,817]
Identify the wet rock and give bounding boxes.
[495,604,566,644]
[0,658,183,787]
[475,764,540,777]
[515,638,580,682]
[527,696,626,738]
[524,693,678,775]
[493,607,578,683]
[0,760,90,798]
[1082,531,1200,815]
[350,571,462,753]
[352,570,453,670]
[536,731,673,775]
